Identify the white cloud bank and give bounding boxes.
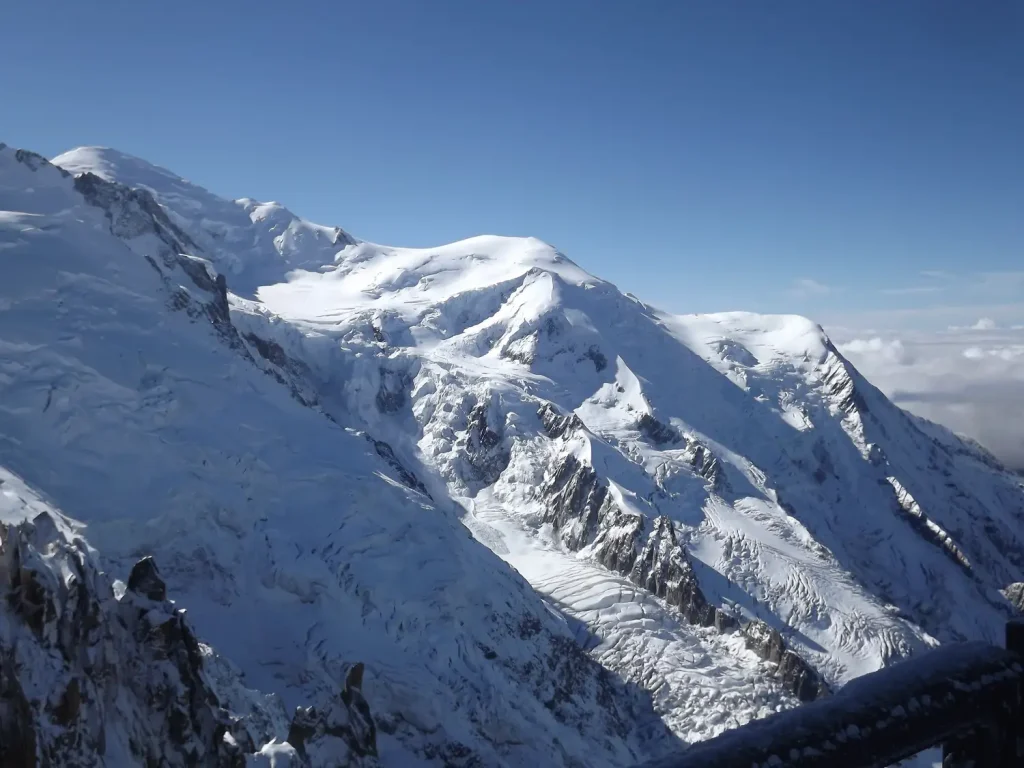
[830,319,1024,470]
[836,337,912,364]
[948,317,999,331]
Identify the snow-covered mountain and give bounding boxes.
[1,143,1022,766]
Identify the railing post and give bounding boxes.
[941,623,1024,768]
[1007,620,1024,766]
[1007,619,1024,658]
[942,727,1000,767]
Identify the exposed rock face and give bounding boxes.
[75,164,333,418]
[887,477,972,572]
[1004,583,1024,613]
[637,413,681,446]
[538,403,585,440]
[819,343,869,416]
[542,454,610,551]
[463,403,511,486]
[332,227,357,248]
[540,456,717,629]
[127,555,168,601]
[375,367,413,413]
[740,622,828,703]
[74,171,197,251]
[539,451,826,701]
[74,170,242,347]
[0,513,247,767]
[680,438,724,490]
[630,516,721,629]
[286,663,379,765]
[0,509,388,768]
[500,333,538,366]
[584,345,608,372]
[241,331,321,407]
[367,437,430,497]
[11,147,66,174]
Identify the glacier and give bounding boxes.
[0,142,1021,766]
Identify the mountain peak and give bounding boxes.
[5,140,1022,767]
[52,145,183,188]
[52,145,358,295]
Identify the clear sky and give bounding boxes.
[3,1,1022,322]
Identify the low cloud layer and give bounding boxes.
[828,320,1024,471]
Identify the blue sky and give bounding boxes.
[3,1,1022,322]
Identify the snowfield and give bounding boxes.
[1,142,1021,766]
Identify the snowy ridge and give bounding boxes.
[1,142,1022,765]
[1,144,675,767]
[233,177,1019,688]
[53,147,356,296]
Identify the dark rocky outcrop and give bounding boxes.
[538,403,585,440]
[243,330,292,370]
[127,555,167,601]
[368,437,430,497]
[287,663,378,763]
[542,454,609,551]
[332,226,357,248]
[887,477,972,572]
[540,455,725,628]
[1003,583,1024,613]
[630,516,720,628]
[74,171,198,260]
[242,331,320,407]
[73,170,246,350]
[0,649,37,768]
[0,513,248,767]
[12,146,69,174]
[740,621,828,703]
[72,162,334,414]
[375,368,413,413]
[499,332,538,366]
[0,506,389,766]
[819,344,870,416]
[583,345,608,372]
[681,439,723,490]
[637,413,681,446]
[539,452,825,702]
[463,403,510,485]
[370,322,387,345]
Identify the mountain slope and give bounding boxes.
[1,142,1021,765]
[241,227,1022,696]
[0,467,300,767]
[53,146,356,296]
[1,144,675,767]
[49,144,1024,713]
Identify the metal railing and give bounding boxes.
[642,620,1024,768]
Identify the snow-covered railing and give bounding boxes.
[642,621,1024,768]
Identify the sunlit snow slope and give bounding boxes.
[245,226,1024,696]
[1,142,1021,766]
[1,145,673,767]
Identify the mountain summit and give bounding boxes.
[1,142,1021,766]
[53,146,357,295]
